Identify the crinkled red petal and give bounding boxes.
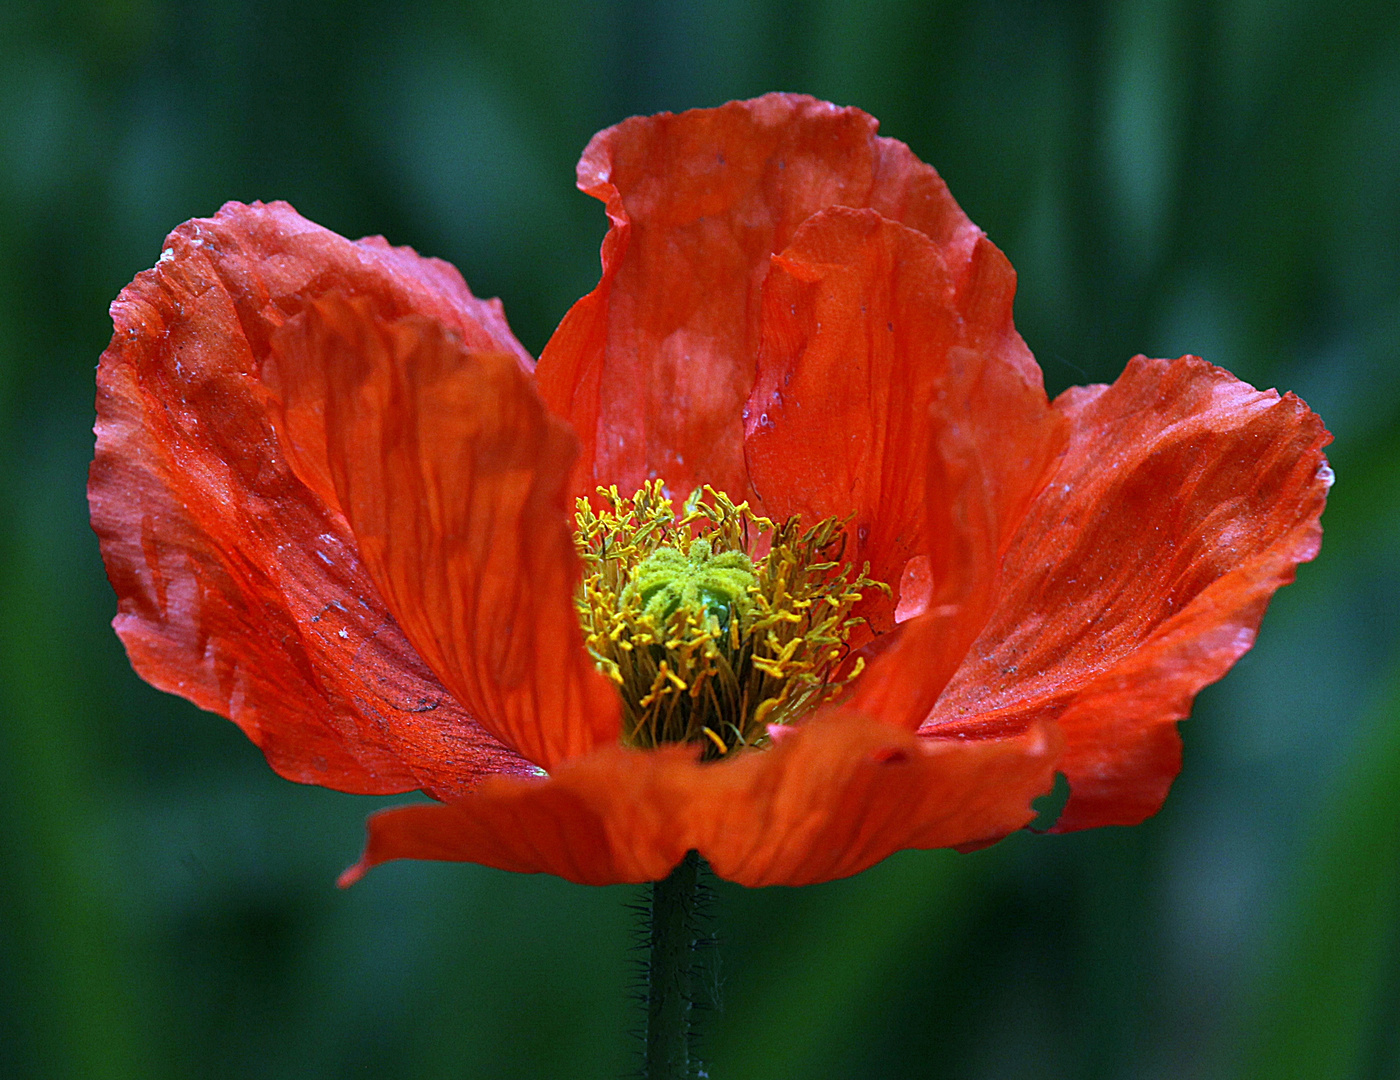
[340,712,1059,888]
[746,207,1063,661]
[686,714,1060,885]
[927,355,1333,829]
[536,92,986,504]
[268,295,620,770]
[338,743,697,887]
[89,201,537,797]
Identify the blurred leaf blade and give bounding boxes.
[711,850,983,1080]
[1235,657,1400,1080]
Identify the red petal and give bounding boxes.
[928,355,1333,829]
[536,93,983,502]
[340,713,1058,888]
[339,743,697,886]
[269,295,620,770]
[745,208,1063,661]
[684,713,1059,886]
[90,202,536,796]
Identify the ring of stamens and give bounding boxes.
[573,482,889,760]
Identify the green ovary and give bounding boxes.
[624,538,757,632]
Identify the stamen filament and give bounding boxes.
[573,482,889,759]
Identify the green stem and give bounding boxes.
[645,849,707,1079]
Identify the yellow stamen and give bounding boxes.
[573,482,889,761]
[701,727,729,755]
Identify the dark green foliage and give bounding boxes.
[1,1,1396,1076]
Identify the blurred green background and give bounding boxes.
[1,0,1397,1077]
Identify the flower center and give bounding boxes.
[625,537,758,642]
[573,482,887,759]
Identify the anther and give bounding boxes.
[572,482,887,759]
[701,727,728,755]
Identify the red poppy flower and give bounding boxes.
[90,94,1331,888]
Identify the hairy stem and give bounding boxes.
[644,849,709,1078]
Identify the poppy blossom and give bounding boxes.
[90,93,1331,888]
